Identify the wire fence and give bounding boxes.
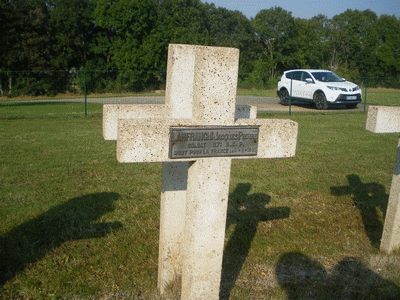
[0,70,168,97]
[0,70,166,118]
[0,70,399,119]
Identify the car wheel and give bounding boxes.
[279,89,289,105]
[345,103,357,109]
[314,92,328,110]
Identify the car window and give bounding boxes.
[285,72,294,80]
[301,72,312,82]
[311,71,344,82]
[286,71,301,81]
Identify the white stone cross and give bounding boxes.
[103,44,258,293]
[366,106,400,254]
[103,44,298,299]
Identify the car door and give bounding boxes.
[299,71,315,100]
[288,71,302,98]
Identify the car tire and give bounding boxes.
[279,89,289,105]
[314,92,328,110]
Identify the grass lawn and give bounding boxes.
[0,101,103,119]
[237,89,278,97]
[364,88,400,106]
[1,105,400,298]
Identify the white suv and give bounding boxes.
[277,69,362,110]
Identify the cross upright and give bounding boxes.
[366,106,400,254]
[103,44,298,299]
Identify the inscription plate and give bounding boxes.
[169,126,259,159]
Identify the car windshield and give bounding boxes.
[311,71,345,83]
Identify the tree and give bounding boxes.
[251,7,298,85]
[330,9,378,81]
[205,5,256,81]
[157,0,210,45]
[47,0,97,70]
[0,0,55,96]
[375,14,400,86]
[1,0,400,93]
[294,15,331,69]
[2,0,52,71]
[93,0,161,90]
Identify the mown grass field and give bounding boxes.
[0,101,104,119]
[1,93,400,299]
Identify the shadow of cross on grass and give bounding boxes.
[330,174,389,248]
[220,183,290,299]
[276,251,400,299]
[0,192,122,286]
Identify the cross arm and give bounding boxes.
[116,119,298,163]
[103,104,257,141]
[103,104,168,140]
[366,106,400,133]
[235,118,298,159]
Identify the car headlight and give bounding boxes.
[327,86,346,91]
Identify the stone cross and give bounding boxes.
[103,44,298,299]
[366,106,400,254]
[103,44,257,293]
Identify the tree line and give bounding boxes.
[1,0,399,96]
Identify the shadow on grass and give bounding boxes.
[0,192,122,286]
[276,252,400,299]
[330,174,388,248]
[220,183,290,299]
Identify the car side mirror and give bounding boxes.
[305,78,313,83]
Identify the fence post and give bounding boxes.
[364,77,368,113]
[9,76,12,97]
[84,70,87,117]
[289,78,292,116]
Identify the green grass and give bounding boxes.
[0,117,163,298]
[1,107,400,298]
[365,88,400,106]
[0,102,103,119]
[236,89,277,97]
[0,91,164,102]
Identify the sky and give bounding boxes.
[201,0,400,19]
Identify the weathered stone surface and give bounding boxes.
[182,157,232,299]
[116,118,297,163]
[235,118,298,159]
[103,104,167,140]
[366,105,400,254]
[366,106,400,133]
[380,138,400,253]
[158,162,188,291]
[103,104,257,141]
[176,45,237,299]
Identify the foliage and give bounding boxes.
[1,1,400,94]
[252,7,299,79]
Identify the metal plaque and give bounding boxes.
[169,126,259,159]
